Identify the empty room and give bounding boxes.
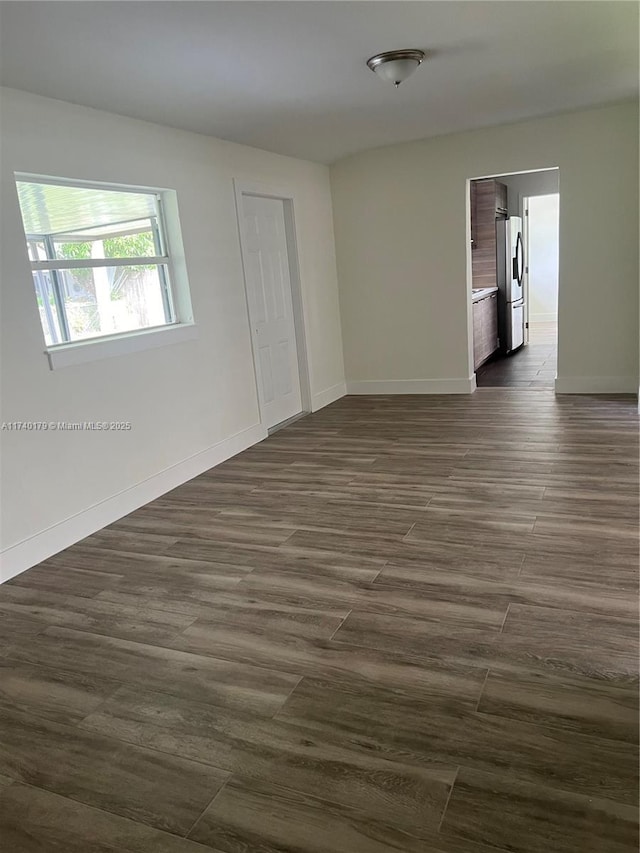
[0,2,638,852]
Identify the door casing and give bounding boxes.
[234,180,311,426]
[522,196,531,344]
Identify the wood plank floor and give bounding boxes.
[476,321,557,388]
[1,389,638,853]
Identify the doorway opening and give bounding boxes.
[235,182,311,431]
[467,168,559,388]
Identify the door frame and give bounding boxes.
[522,196,531,345]
[233,179,312,425]
[465,168,560,381]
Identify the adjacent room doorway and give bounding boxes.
[236,186,309,430]
[523,192,559,343]
[469,168,560,389]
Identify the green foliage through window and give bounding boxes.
[55,231,157,294]
[56,230,155,261]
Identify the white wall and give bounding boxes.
[527,194,560,322]
[331,101,639,395]
[0,87,345,579]
[499,169,559,218]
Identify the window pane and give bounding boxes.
[47,265,172,343]
[32,270,64,346]
[16,177,181,349]
[27,239,47,262]
[16,181,158,238]
[52,223,158,261]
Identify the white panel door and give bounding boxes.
[239,194,303,429]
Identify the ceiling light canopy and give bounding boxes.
[367,49,426,87]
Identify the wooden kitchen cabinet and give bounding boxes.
[470,180,478,250]
[494,181,508,215]
[473,291,499,369]
[470,178,508,289]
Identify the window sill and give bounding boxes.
[45,323,198,370]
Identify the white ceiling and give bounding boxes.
[0,1,637,163]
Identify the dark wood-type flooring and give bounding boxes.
[1,389,638,853]
[476,322,557,388]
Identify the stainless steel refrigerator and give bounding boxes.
[496,217,525,353]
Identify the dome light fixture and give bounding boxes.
[366,49,426,88]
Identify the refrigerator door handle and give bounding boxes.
[513,232,524,285]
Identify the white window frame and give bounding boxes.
[15,173,196,370]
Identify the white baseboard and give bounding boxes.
[530,313,557,323]
[346,377,476,395]
[311,381,347,411]
[0,422,267,584]
[555,376,638,394]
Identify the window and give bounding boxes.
[15,177,180,348]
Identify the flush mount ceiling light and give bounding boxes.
[366,49,426,87]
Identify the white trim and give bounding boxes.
[530,313,557,323]
[46,322,198,370]
[233,178,313,420]
[555,375,638,394]
[32,256,168,271]
[281,198,312,415]
[311,381,347,411]
[465,178,475,377]
[15,171,174,195]
[346,377,476,395]
[0,421,267,583]
[522,194,531,346]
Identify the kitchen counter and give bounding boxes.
[472,286,498,303]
